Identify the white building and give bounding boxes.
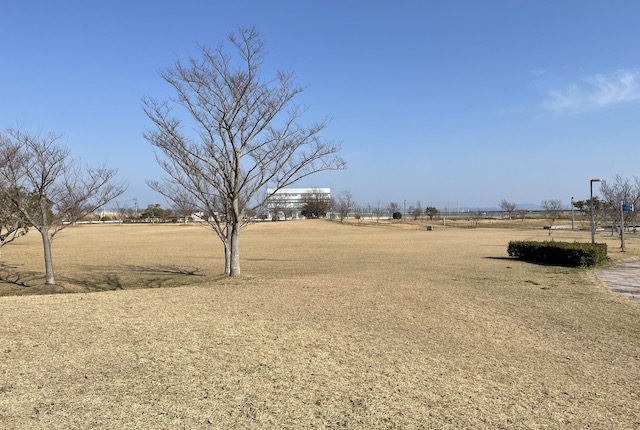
[266,187,331,220]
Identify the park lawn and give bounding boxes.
[0,220,639,429]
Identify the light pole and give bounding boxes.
[571,196,575,231]
[590,179,601,244]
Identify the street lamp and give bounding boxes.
[590,179,601,244]
[571,196,574,231]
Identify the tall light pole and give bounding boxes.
[571,196,575,231]
[590,179,601,244]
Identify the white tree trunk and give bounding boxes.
[224,239,231,275]
[40,229,56,285]
[229,221,240,276]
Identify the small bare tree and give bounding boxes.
[335,191,353,222]
[387,202,399,218]
[516,209,527,221]
[409,201,423,220]
[372,203,384,223]
[0,128,126,285]
[467,210,482,227]
[573,197,604,230]
[111,200,130,224]
[143,27,345,276]
[171,194,198,223]
[541,199,564,235]
[499,199,517,219]
[265,193,285,221]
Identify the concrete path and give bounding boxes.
[598,260,640,302]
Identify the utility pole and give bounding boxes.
[571,196,575,231]
[590,179,601,244]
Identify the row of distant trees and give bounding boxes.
[266,189,441,223]
[273,177,640,230]
[499,175,640,244]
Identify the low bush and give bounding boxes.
[392,212,402,220]
[507,240,608,267]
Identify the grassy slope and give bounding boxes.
[0,221,639,429]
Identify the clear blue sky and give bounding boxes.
[2,1,639,210]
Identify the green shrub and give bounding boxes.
[392,212,402,220]
[507,241,608,267]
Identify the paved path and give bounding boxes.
[598,260,640,302]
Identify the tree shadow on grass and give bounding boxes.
[65,264,206,292]
[485,256,516,261]
[1,263,224,296]
[0,265,40,288]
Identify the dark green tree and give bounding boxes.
[141,204,169,221]
[425,206,438,221]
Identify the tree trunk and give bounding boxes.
[229,221,240,276]
[224,238,231,275]
[40,229,56,285]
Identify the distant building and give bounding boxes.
[266,187,331,220]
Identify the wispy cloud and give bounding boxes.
[543,69,640,113]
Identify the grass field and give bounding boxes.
[1,220,639,429]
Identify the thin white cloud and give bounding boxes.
[543,69,640,113]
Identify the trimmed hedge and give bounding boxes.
[507,241,608,267]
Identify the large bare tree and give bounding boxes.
[0,128,126,285]
[143,27,345,276]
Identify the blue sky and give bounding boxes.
[2,1,639,210]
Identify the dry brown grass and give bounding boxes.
[1,221,639,429]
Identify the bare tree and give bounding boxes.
[300,188,332,218]
[499,199,517,219]
[111,200,130,224]
[171,193,198,223]
[409,201,423,220]
[467,210,482,227]
[541,199,564,235]
[600,175,640,245]
[516,209,528,221]
[388,202,399,218]
[143,27,345,276]
[269,197,285,221]
[573,197,604,230]
[335,191,353,222]
[0,128,126,285]
[372,203,384,223]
